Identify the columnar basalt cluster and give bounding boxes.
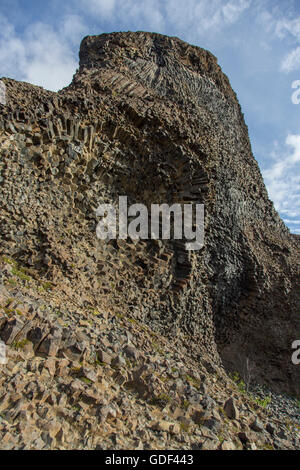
[0,32,299,399]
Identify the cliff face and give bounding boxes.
[0,30,299,404]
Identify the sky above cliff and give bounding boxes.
[0,0,299,234]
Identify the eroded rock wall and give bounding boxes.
[0,32,299,394]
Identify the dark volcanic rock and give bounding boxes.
[0,31,299,397]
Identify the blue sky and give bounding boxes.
[0,0,300,234]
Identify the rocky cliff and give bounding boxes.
[0,31,299,450]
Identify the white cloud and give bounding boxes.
[0,13,87,91]
[285,134,300,163]
[23,22,80,90]
[281,46,300,73]
[255,8,272,31]
[253,5,300,74]
[222,0,251,25]
[283,219,300,224]
[255,3,300,42]
[81,0,116,20]
[166,0,251,33]
[80,0,165,30]
[78,0,250,35]
[262,134,300,232]
[0,15,27,77]
[141,0,251,41]
[275,17,300,42]
[119,0,165,31]
[59,14,87,45]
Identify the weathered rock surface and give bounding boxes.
[0,31,299,450]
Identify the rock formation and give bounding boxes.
[0,31,299,450]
